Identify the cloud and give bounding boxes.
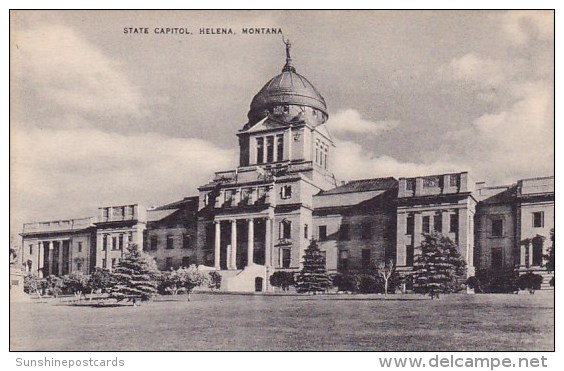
[10,127,236,234]
[327,109,399,136]
[12,23,146,119]
[332,139,463,181]
[442,53,506,87]
[502,11,554,45]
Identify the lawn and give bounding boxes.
[10,292,554,351]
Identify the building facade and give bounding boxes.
[19,44,554,291]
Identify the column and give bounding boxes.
[442,210,450,236]
[230,220,237,269]
[396,212,407,266]
[520,244,527,268]
[38,242,44,277]
[413,213,423,252]
[247,219,254,266]
[105,234,111,271]
[214,221,221,269]
[58,240,64,275]
[68,239,73,273]
[265,217,272,267]
[48,241,54,276]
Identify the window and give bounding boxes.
[423,176,440,188]
[434,214,442,232]
[281,185,292,199]
[29,244,33,255]
[128,232,133,242]
[533,212,544,228]
[240,188,252,205]
[304,224,309,239]
[406,178,415,191]
[361,223,372,240]
[182,256,191,268]
[266,136,274,163]
[166,257,173,270]
[276,135,284,162]
[166,235,174,249]
[119,234,124,250]
[102,235,107,251]
[324,147,328,170]
[339,224,350,241]
[150,236,158,250]
[256,137,264,164]
[318,226,327,241]
[406,245,414,266]
[422,216,430,233]
[112,236,118,250]
[491,247,503,269]
[78,242,83,253]
[77,262,82,271]
[102,259,107,268]
[491,219,503,237]
[280,220,292,239]
[362,249,371,269]
[450,213,459,233]
[449,174,459,187]
[282,249,291,268]
[338,250,349,271]
[111,258,116,269]
[183,234,191,249]
[319,143,324,167]
[406,214,415,235]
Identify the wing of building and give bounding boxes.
[19,43,554,292]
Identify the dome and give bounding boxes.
[247,40,328,124]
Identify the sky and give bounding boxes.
[9,10,554,239]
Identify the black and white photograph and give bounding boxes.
[9,9,554,354]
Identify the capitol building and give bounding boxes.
[19,43,554,292]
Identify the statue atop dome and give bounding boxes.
[282,36,295,72]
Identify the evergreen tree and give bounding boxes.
[544,228,554,273]
[295,239,332,294]
[109,245,160,304]
[412,231,466,299]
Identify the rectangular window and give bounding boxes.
[256,137,264,164]
[282,249,291,268]
[150,236,158,250]
[266,136,274,163]
[119,234,124,250]
[361,223,372,240]
[423,176,440,188]
[318,225,327,241]
[112,237,118,250]
[491,219,504,237]
[102,235,107,251]
[183,234,191,249]
[281,185,292,199]
[102,259,107,269]
[182,256,190,268]
[434,214,442,232]
[166,257,173,270]
[449,174,459,187]
[338,250,349,271]
[491,247,503,269]
[128,232,133,242]
[339,224,350,241]
[276,135,284,162]
[422,216,430,233]
[304,224,308,239]
[77,262,82,271]
[406,245,414,266]
[111,258,116,269]
[29,244,33,255]
[450,213,459,233]
[406,178,415,191]
[281,220,292,239]
[362,249,371,269]
[406,214,415,235]
[166,235,174,249]
[324,147,329,170]
[533,212,544,228]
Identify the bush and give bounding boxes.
[332,273,358,293]
[357,274,383,294]
[466,276,481,291]
[269,271,294,292]
[550,276,554,287]
[208,271,222,290]
[475,268,519,293]
[517,272,543,293]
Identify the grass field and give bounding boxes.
[10,292,554,351]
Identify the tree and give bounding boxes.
[24,273,46,298]
[543,228,554,274]
[412,232,467,299]
[160,270,183,296]
[295,239,332,294]
[62,271,89,300]
[173,265,209,301]
[269,271,295,292]
[517,271,544,294]
[109,245,160,305]
[208,271,222,291]
[87,267,114,302]
[45,275,64,297]
[378,260,396,296]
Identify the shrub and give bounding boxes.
[517,272,543,293]
[332,273,358,293]
[475,268,519,293]
[465,276,482,292]
[208,271,222,290]
[269,271,294,292]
